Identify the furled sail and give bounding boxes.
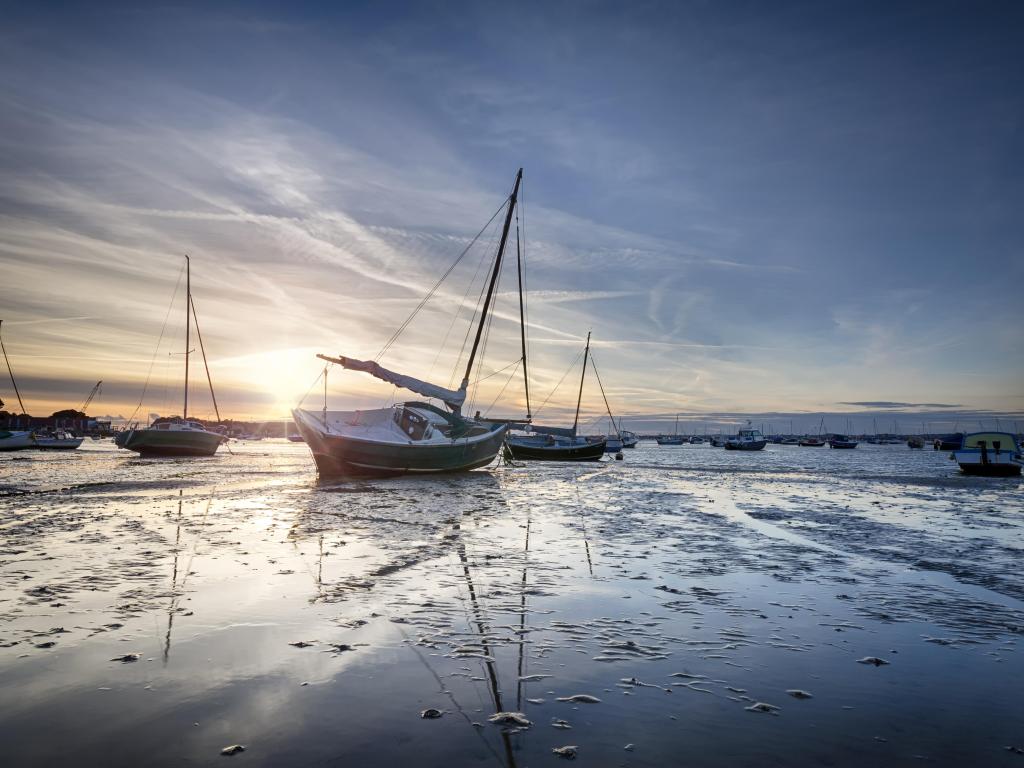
[317,354,466,412]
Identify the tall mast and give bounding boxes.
[183,255,190,420]
[515,220,531,419]
[0,319,28,415]
[571,331,591,437]
[460,168,523,396]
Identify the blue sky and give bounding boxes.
[1,1,1021,430]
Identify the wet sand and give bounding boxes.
[1,441,1022,766]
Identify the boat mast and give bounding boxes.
[571,331,591,437]
[183,255,190,420]
[460,168,523,397]
[515,219,531,420]
[0,320,28,415]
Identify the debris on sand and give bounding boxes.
[220,744,245,756]
[551,719,572,729]
[34,641,56,649]
[745,702,780,714]
[552,745,578,759]
[856,656,890,666]
[556,694,601,704]
[518,674,553,682]
[420,708,443,719]
[110,653,141,663]
[786,689,813,699]
[488,712,531,727]
[289,641,315,648]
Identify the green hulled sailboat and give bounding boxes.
[115,256,227,457]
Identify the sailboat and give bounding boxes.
[115,257,227,457]
[505,332,607,461]
[1,320,36,451]
[292,169,528,477]
[656,413,685,445]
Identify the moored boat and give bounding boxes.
[295,169,528,477]
[934,433,964,451]
[798,436,826,447]
[908,436,925,449]
[116,419,224,456]
[33,430,85,450]
[657,414,685,445]
[116,256,228,458]
[724,423,767,451]
[507,332,608,462]
[951,432,1022,477]
[0,429,35,451]
[828,434,858,449]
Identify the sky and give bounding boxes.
[1,0,1022,433]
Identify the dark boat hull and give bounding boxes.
[505,439,606,461]
[958,462,1022,477]
[829,441,858,449]
[295,419,508,477]
[724,441,767,451]
[114,429,224,457]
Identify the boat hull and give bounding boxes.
[295,415,508,477]
[505,439,606,462]
[0,431,35,451]
[33,435,84,450]
[956,461,1022,477]
[724,440,767,451]
[828,441,858,449]
[115,428,224,457]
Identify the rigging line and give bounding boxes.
[532,348,584,418]
[188,294,221,422]
[295,365,327,408]
[448,219,505,391]
[0,320,27,415]
[127,262,186,425]
[470,357,521,386]
[375,200,508,363]
[588,353,621,438]
[433,212,504,384]
[482,359,520,417]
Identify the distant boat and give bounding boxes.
[828,434,858,449]
[293,169,527,476]
[798,436,826,447]
[951,432,1022,476]
[3,322,84,451]
[656,413,685,445]
[115,256,227,457]
[724,423,767,451]
[934,433,964,451]
[507,332,607,462]
[907,436,925,449]
[780,437,800,445]
[620,429,639,448]
[33,430,84,450]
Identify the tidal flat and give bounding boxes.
[1,441,1022,766]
